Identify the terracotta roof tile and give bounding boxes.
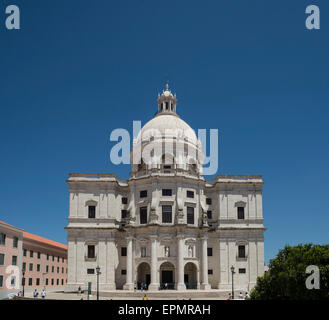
[23,231,67,250]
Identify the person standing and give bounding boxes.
[41,289,46,299]
[226,293,231,300]
[245,292,250,299]
[33,289,38,298]
[239,292,243,300]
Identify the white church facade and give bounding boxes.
[65,84,266,292]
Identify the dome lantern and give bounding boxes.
[156,80,177,116]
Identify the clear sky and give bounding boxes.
[1,0,328,264]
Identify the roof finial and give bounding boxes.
[165,75,169,91]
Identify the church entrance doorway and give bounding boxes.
[184,262,197,289]
[160,262,175,289]
[137,262,151,290]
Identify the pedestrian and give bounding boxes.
[140,283,144,292]
[245,292,250,299]
[143,294,148,300]
[239,292,243,300]
[144,283,147,291]
[226,293,231,300]
[164,282,168,290]
[78,286,81,294]
[41,289,46,299]
[33,289,38,298]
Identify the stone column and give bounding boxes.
[104,238,116,290]
[123,236,134,290]
[148,236,159,290]
[200,236,211,290]
[176,235,186,290]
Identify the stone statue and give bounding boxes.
[188,245,193,257]
[164,246,170,257]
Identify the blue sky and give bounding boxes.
[0,0,328,264]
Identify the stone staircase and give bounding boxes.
[93,290,230,300]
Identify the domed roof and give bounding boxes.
[137,114,198,145]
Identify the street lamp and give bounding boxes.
[231,266,235,300]
[22,271,25,297]
[96,266,101,301]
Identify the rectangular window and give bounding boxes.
[57,267,59,273]
[28,278,32,286]
[47,254,49,260]
[239,268,246,274]
[186,191,194,198]
[22,262,26,272]
[57,279,59,285]
[162,189,172,196]
[23,249,27,257]
[238,207,245,220]
[46,265,49,273]
[52,266,54,273]
[87,269,95,274]
[52,256,54,262]
[57,256,59,262]
[121,210,127,219]
[208,269,213,275]
[206,198,212,205]
[51,279,54,285]
[62,257,64,263]
[88,245,95,258]
[121,247,127,257]
[36,278,40,286]
[46,279,49,286]
[61,279,64,285]
[207,248,213,256]
[88,206,96,218]
[13,236,18,248]
[62,267,64,273]
[0,254,4,265]
[162,205,172,223]
[140,207,147,224]
[140,190,147,198]
[207,210,212,219]
[29,263,33,271]
[121,269,126,275]
[37,264,40,272]
[187,207,194,224]
[122,197,128,204]
[0,233,6,245]
[30,250,33,258]
[0,275,3,287]
[238,245,246,258]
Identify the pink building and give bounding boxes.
[0,221,67,298]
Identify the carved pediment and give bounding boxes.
[235,201,247,207]
[137,237,149,244]
[185,239,196,245]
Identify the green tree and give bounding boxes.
[250,244,329,300]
